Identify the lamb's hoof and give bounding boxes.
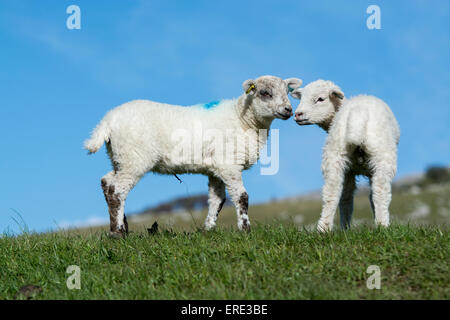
[204,222,216,231]
[239,224,251,233]
[375,220,390,228]
[317,220,332,233]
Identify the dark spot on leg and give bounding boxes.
[238,192,250,232]
[101,178,107,192]
[242,218,250,232]
[238,192,249,214]
[101,178,126,237]
[122,215,128,234]
[216,198,226,217]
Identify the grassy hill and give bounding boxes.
[1,174,449,299]
[123,180,450,233]
[1,225,448,299]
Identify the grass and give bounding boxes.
[1,224,448,299]
[125,182,450,231]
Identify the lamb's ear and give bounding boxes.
[329,86,345,111]
[284,78,303,93]
[330,87,344,100]
[243,79,257,95]
[290,88,302,100]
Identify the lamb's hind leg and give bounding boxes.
[370,157,396,227]
[204,176,226,231]
[318,153,348,232]
[339,173,356,230]
[101,169,141,238]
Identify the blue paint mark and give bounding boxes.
[203,100,221,109]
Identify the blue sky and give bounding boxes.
[0,0,449,233]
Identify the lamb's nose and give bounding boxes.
[284,106,292,114]
[295,112,303,119]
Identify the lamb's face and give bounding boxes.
[291,80,344,127]
[243,76,302,120]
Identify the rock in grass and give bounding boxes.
[147,221,158,235]
[14,284,42,299]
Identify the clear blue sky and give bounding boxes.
[0,0,449,233]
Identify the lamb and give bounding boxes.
[85,75,302,237]
[291,80,400,232]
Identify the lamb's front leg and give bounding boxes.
[318,154,347,232]
[219,168,250,232]
[204,176,226,230]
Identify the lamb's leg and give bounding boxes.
[318,154,347,232]
[339,173,356,230]
[101,170,140,238]
[204,176,226,230]
[219,169,250,232]
[369,178,375,218]
[370,159,395,227]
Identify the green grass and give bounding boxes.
[125,182,450,231]
[1,224,448,299]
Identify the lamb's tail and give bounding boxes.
[84,120,110,154]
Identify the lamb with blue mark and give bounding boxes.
[84,75,302,237]
[202,100,221,109]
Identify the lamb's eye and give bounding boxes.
[317,97,325,102]
[260,90,272,98]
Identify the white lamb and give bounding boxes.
[85,75,302,237]
[291,80,400,232]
